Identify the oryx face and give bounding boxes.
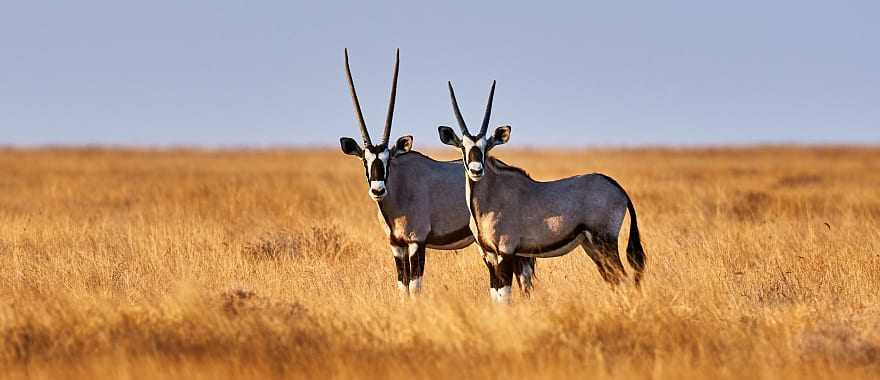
[363,145,391,199]
[462,135,487,180]
[438,80,510,182]
[339,48,409,201]
[340,136,413,201]
[438,126,510,182]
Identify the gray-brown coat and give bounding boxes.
[438,80,646,302]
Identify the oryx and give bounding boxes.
[338,49,475,296]
[437,80,647,303]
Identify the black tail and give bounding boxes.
[623,194,646,286]
[512,257,537,291]
[595,174,647,286]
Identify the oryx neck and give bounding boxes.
[466,160,496,207]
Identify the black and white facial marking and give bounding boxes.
[363,144,390,200]
[463,136,487,180]
[340,136,413,201]
[438,125,510,182]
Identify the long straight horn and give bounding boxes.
[447,81,470,137]
[344,49,372,147]
[479,80,496,136]
[381,49,399,145]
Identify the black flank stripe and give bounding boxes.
[426,225,472,246]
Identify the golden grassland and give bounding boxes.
[0,146,879,379]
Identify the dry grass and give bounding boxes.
[0,146,879,379]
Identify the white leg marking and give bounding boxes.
[407,243,421,295]
[496,286,512,304]
[409,277,422,295]
[489,288,498,301]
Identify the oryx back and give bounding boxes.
[470,159,629,258]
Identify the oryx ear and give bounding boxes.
[490,125,511,147]
[339,137,363,157]
[438,126,462,147]
[392,135,413,157]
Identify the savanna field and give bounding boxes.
[0,146,879,379]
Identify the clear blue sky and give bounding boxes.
[2,1,878,147]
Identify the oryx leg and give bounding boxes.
[581,233,627,285]
[482,256,501,301]
[391,245,410,296]
[407,242,426,295]
[479,245,500,301]
[485,253,517,303]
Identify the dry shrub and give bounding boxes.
[242,225,361,262]
[800,323,880,366]
[754,271,806,305]
[776,174,823,189]
[731,191,772,222]
[221,287,307,319]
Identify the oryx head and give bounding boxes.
[339,49,413,201]
[437,81,510,182]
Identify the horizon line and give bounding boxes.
[1,142,878,152]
